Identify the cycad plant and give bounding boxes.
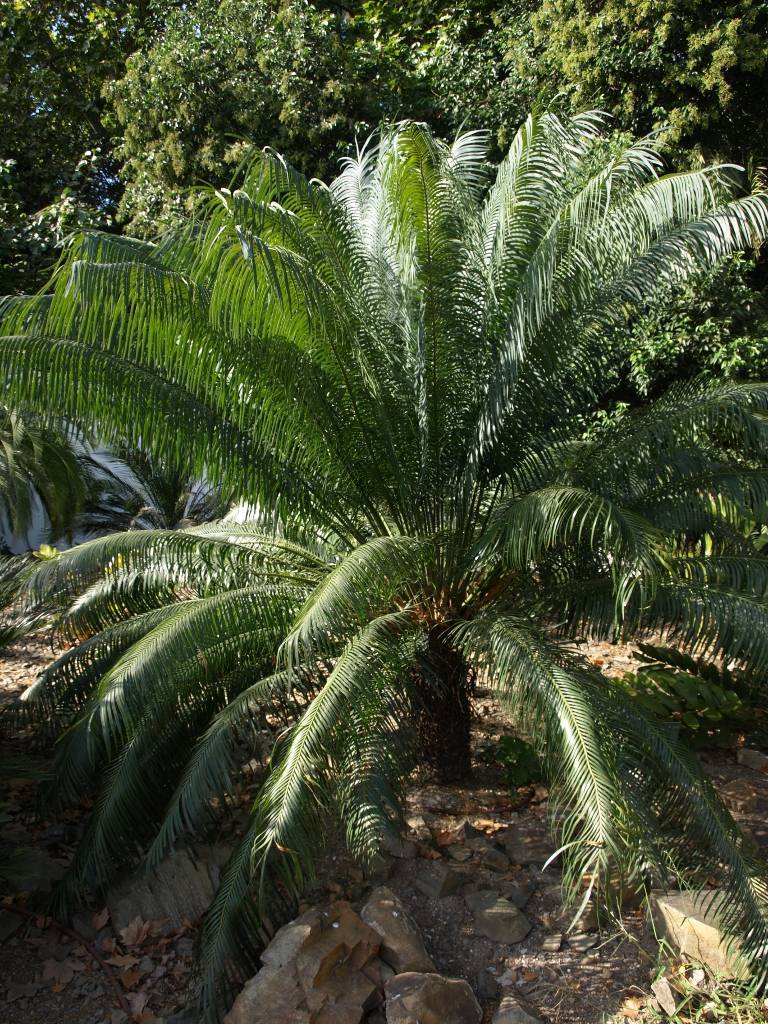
[83,447,230,535]
[0,405,90,548]
[2,113,768,1012]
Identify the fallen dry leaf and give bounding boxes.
[621,996,644,1020]
[93,906,109,930]
[106,953,140,968]
[42,957,77,991]
[119,968,142,990]
[127,990,149,1018]
[120,916,151,947]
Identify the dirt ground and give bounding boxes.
[2,636,768,1024]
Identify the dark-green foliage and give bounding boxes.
[618,642,766,749]
[496,735,543,787]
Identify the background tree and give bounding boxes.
[3,1,767,300]
[107,0,434,234]
[0,0,167,288]
[528,0,768,167]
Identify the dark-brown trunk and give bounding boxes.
[415,624,473,783]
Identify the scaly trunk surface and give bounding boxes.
[415,624,473,783]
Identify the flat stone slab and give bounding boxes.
[737,748,768,773]
[361,887,436,974]
[473,897,532,944]
[385,972,482,1024]
[497,829,554,869]
[415,863,464,899]
[720,778,759,813]
[107,845,228,931]
[492,995,544,1024]
[648,891,746,977]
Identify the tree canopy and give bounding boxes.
[4,0,766,263]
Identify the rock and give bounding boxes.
[505,880,536,908]
[381,834,418,860]
[6,981,40,1002]
[468,835,494,853]
[449,819,482,843]
[651,976,677,1016]
[566,933,598,952]
[720,778,758,813]
[482,848,511,873]
[380,962,396,986]
[492,995,544,1024]
[548,889,597,933]
[474,967,499,999]
[497,829,554,869]
[108,845,227,931]
[410,787,463,814]
[365,853,394,883]
[384,972,482,1024]
[648,891,746,978]
[738,822,760,853]
[464,889,506,913]
[296,904,379,994]
[261,911,323,968]
[224,963,308,1024]
[464,876,535,908]
[446,845,473,862]
[405,815,432,842]
[689,968,707,989]
[224,901,384,1024]
[361,887,436,974]
[0,909,23,942]
[572,908,598,933]
[541,933,562,952]
[737,748,768,773]
[473,897,532,944]
[415,863,464,899]
[14,848,67,893]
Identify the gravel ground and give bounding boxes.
[3,636,768,1024]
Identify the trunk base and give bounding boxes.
[415,626,473,783]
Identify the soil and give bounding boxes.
[2,636,768,1024]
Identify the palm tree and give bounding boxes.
[2,113,768,1013]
